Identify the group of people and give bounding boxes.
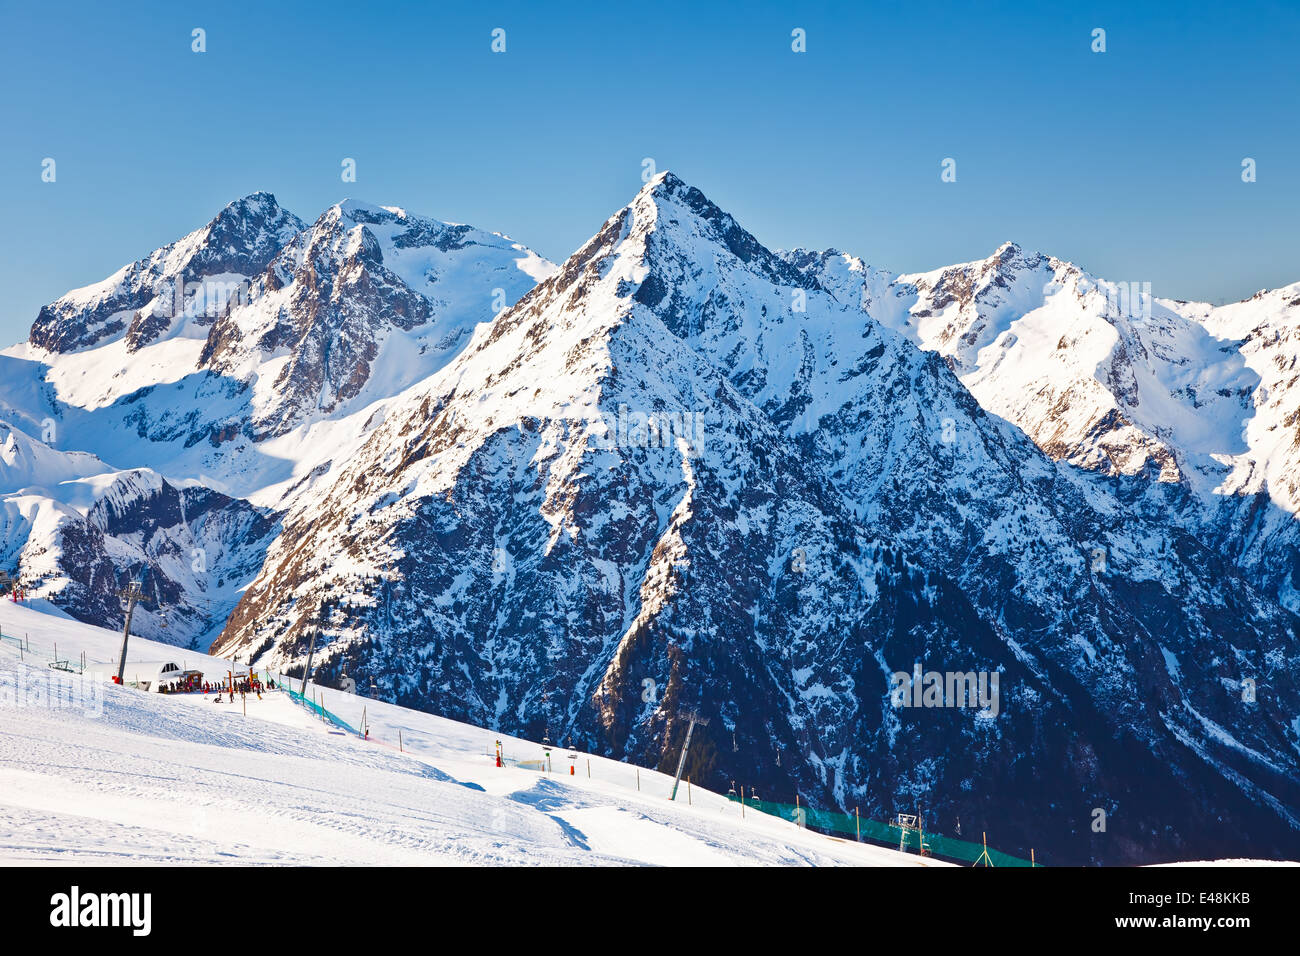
[207,676,277,703]
[157,675,204,694]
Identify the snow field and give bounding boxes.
[0,601,943,866]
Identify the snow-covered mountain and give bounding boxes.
[28,192,306,357]
[786,242,1252,485]
[3,174,1299,865]
[3,193,554,502]
[0,421,277,647]
[197,198,556,440]
[782,243,1300,614]
[0,193,555,642]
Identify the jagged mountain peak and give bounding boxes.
[901,239,1052,292]
[213,189,291,220]
[192,195,556,440]
[622,172,819,293]
[989,239,1037,264]
[320,199,430,233]
[26,192,305,356]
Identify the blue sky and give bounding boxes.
[2,0,1297,346]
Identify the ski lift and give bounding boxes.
[732,732,738,753]
[727,781,737,801]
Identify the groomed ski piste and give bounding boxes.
[0,600,950,867]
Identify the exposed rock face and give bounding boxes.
[195,200,550,439]
[30,192,305,355]
[1,422,277,647]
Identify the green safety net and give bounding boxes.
[279,677,1035,865]
[286,686,362,736]
[735,798,1037,866]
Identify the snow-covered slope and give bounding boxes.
[1190,282,1300,510]
[0,600,940,866]
[1174,285,1300,605]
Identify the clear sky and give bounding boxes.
[2,0,1297,346]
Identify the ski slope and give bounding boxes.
[0,601,946,866]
